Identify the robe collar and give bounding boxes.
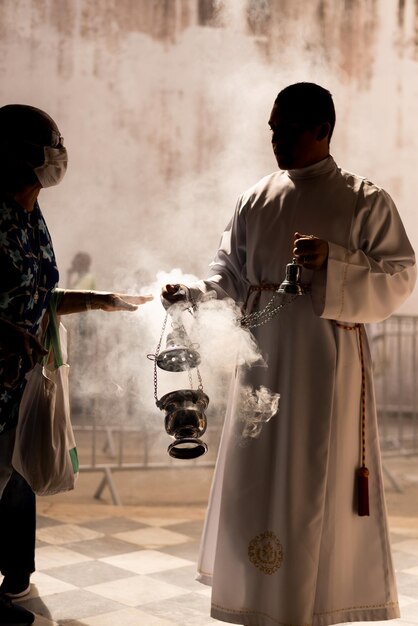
[286,155,337,180]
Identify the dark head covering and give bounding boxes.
[0,104,62,192]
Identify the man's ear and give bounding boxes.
[316,122,331,142]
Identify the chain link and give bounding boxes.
[196,366,204,390]
[239,292,299,329]
[148,310,169,402]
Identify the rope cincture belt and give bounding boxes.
[334,321,370,517]
[243,283,282,312]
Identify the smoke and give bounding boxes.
[191,297,263,372]
[63,268,255,418]
[2,0,416,311]
[2,0,417,451]
[238,385,280,443]
[65,267,275,449]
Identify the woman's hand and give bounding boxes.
[57,290,153,315]
[91,292,154,312]
[293,232,329,270]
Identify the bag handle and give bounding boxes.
[44,291,64,368]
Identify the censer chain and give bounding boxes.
[151,310,170,402]
[240,292,299,329]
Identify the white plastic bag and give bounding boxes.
[12,303,79,496]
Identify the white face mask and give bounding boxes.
[34,145,68,188]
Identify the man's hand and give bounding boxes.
[293,232,329,270]
[160,284,189,308]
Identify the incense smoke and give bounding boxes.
[238,384,280,444]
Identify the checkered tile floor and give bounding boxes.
[10,502,215,626]
[6,503,418,625]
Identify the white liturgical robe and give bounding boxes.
[191,156,416,626]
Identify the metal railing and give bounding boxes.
[370,316,418,451]
[72,420,219,505]
[369,315,418,491]
[68,314,418,503]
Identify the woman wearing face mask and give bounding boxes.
[0,104,152,625]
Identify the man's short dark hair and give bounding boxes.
[275,82,336,142]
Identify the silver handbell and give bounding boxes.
[156,327,201,372]
[277,257,306,296]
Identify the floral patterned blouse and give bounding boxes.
[0,194,59,433]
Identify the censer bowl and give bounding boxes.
[157,389,209,459]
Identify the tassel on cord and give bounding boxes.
[357,466,370,516]
[335,322,370,517]
[357,325,370,517]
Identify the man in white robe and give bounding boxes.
[162,82,416,626]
